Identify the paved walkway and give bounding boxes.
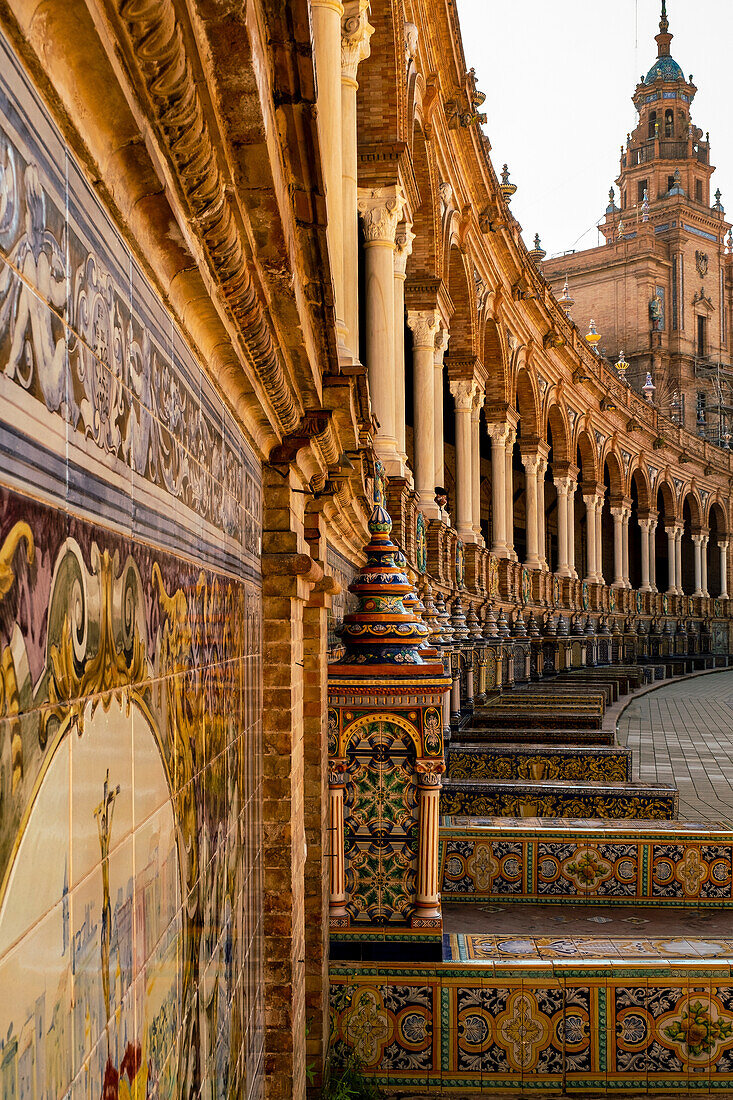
[617,670,733,821]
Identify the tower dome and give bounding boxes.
[645,55,684,84]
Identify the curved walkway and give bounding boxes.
[617,669,733,821]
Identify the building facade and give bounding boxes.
[0,0,730,1097]
[544,1,733,441]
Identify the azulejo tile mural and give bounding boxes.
[0,28,265,1100]
[330,963,733,1090]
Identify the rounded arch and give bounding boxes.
[630,464,652,514]
[709,498,729,537]
[356,0,406,147]
[341,712,421,755]
[575,428,598,484]
[407,121,440,281]
[602,449,625,501]
[682,488,703,531]
[446,244,476,357]
[546,401,571,466]
[483,313,509,405]
[656,477,677,521]
[514,364,540,443]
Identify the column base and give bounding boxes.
[416,494,441,520]
[457,525,475,543]
[556,566,572,578]
[411,912,442,929]
[491,545,510,559]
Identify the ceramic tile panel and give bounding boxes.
[0,22,264,1095]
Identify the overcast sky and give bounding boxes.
[456,0,733,259]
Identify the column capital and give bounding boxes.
[394,221,416,276]
[554,476,573,495]
[449,377,478,410]
[341,0,374,82]
[610,505,625,520]
[406,307,440,348]
[472,386,486,415]
[486,420,512,446]
[434,324,450,360]
[522,452,542,476]
[357,184,406,243]
[719,540,729,551]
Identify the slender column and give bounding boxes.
[394,224,415,467]
[471,389,485,543]
[701,533,709,597]
[621,506,631,587]
[451,667,461,723]
[312,0,347,348]
[649,516,658,591]
[450,380,477,542]
[522,453,542,568]
[611,507,624,587]
[486,423,510,557]
[675,525,683,594]
[358,185,406,470]
[537,459,548,569]
[412,761,445,924]
[407,309,440,516]
[583,495,597,582]
[666,525,677,593]
[639,518,652,592]
[328,760,349,921]
[595,491,605,584]
[568,479,578,578]
[693,534,704,596]
[433,327,449,491]
[341,2,373,359]
[505,429,516,560]
[554,477,572,577]
[720,541,729,598]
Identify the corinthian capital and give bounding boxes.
[394,222,416,276]
[357,184,407,244]
[486,421,511,446]
[406,308,440,348]
[449,378,478,411]
[342,1,374,82]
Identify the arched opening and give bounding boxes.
[681,497,695,594]
[575,432,596,580]
[655,482,676,592]
[709,503,723,597]
[665,108,674,138]
[516,367,541,568]
[545,420,558,572]
[648,110,657,138]
[629,469,650,590]
[601,462,614,584]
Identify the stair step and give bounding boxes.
[474,704,604,730]
[514,681,616,704]
[448,744,631,782]
[441,777,678,820]
[456,726,615,745]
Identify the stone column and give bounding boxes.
[394,224,415,468]
[611,506,624,587]
[407,308,440,516]
[554,477,572,577]
[522,452,542,568]
[328,760,349,921]
[505,428,516,560]
[583,495,597,582]
[701,533,709,597]
[412,761,445,925]
[595,492,606,584]
[341,1,373,360]
[486,423,510,558]
[358,185,406,471]
[675,525,683,594]
[471,389,485,543]
[666,524,677,593]
[639,517,652,592]
[312,0,347,348]
[649,516,658,592]
[450,380,477,542]
[693,534,704,596]
[720,541,729,598]
[622,505,631,587]
[568,478,578,578]
[434,326,449,490]
[537,458,548,569]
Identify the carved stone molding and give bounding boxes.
[341,0,374,82]
[357,184,407,243]
[115,0,299,434]
[406,309,440,349]
[449,378,477,411]
[394,222,416,276]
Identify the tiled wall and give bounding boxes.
[330,961,733,1091]
[0,29,264,1100]
[440,820,733,905]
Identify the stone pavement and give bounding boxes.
[617,669,733,821]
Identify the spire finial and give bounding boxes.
[660,0,668,31]
[656,0,672,56]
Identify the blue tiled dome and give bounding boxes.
[645,55,684,84]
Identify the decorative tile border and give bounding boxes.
[440,820,733,905]
[441,780,678,821]
[448,745,632,783]
[330,961,733,1090]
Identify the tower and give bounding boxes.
[543,1,733,440]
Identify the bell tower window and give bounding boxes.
[665,109,673,138]
[697,315,707,358]
[648,111,657,138]
[667,175,675,193]
[695,179,703,201]
[637,179,648,203]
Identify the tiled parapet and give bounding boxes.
[448,744,632,782]
[329,959,733,1091]
[441,778,678,820]
[439,818,733,905]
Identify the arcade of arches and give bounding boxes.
[0,0,732,1098]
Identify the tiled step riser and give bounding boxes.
[448,745,632,782]
[439,823,733,904]
[441,782,677,820]
[456,727,616,746]
[514,683,616,704]
[330,964,733,1093]
[474,710,605,731]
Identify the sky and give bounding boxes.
[456,0,733,259]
